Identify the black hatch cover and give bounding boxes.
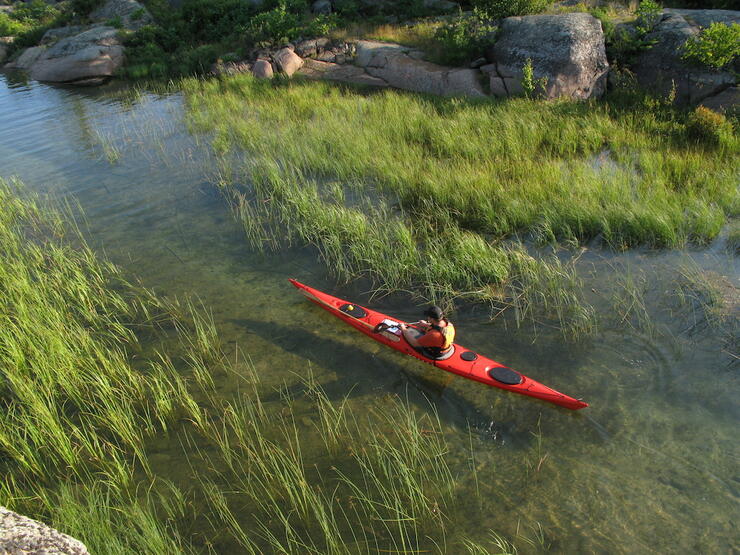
[487,366,522,385]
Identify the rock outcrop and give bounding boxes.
[630,10,739,106]
[0,506,90,555]
[26,26,124,85]
[273,46,304,76]
[4,45,45,70]
[487,13,609,99]
[90,0,153,31]
[252,59,274,78]
[354,40,487,97]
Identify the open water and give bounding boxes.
[0,73,737,553]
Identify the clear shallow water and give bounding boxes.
[1,74,738,553]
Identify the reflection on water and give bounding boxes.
[0,74,737,553]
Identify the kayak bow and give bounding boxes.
[289,279,588,410]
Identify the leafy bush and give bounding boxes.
[303,13,339,38]
[521,57,548,98]
[686,106,734,147]
[245,4,301,44]
[181,0,256,43]
[634,0,661,35]
[682,22,740,71]
[11,0,59,24]
[106,16,123,28]
[433,11,495,65]
[0,13,26,36]
[472,0,549,20]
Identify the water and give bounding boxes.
[1,74,737,553]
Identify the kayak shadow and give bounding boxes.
[230,317,497,427]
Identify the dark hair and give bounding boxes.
[424,306,444,320]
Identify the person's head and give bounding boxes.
[424,305,444,323]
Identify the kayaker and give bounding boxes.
[400,306,455,358]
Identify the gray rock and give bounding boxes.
[252,59,274,78]
[470,57,486,68]
[663,9,739,28]
[630,11,738,105]
[355,40,486,97]
[29,26,124,84]
[90,0,152,30]
[4,45,46,69]
[273,47,304,76]
[0,507,89,555]
[299,58,387,86]
[293,37,331,58]
[488,13,609,99]
[699,86,739,115]
[40,25,88,45]
[312,0,331,14]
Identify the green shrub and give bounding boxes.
[106,15,123,28]
[682,22,740,71]
[433,11,495,66]
[11,0,59,24]
[245,4,300,44]
[521,57,548,98]
[181,0,256,42]
[472,0,549,20]
[686,106,734,146]
[303,13,339,37]
[0,13,26,36]
[634,0,661,35]
[131,7,146,21]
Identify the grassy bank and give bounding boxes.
[0,178,547,553]
[181,74,736,334]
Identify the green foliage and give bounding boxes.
[245,4,301,45]
[432,11,495,66]
[303,13,339,38]
[180,0,256,43]
[472,0,549,20]
[682,22,740,71]
[0,13,25,36]
[106,15,123,29]
[686,106,735,147]
[634,0,662,35]
[521,57,548,98]
[131,7,146,21]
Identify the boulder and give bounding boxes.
[40,25,88,45]
[273,47,304,76]
[252,59,274,78]
[700,86,739,115]
[312,0,331,14]
[355,40,486,97]
[630,10,738,106]
[0,43,6,64]
[293,37,331,58]
[28,26,124,84]
[90,0,153,31]
[0,507,89,555]
[5,45,46,69]
[299,58,387,87]
[487,13,609,99]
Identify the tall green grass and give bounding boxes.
[1,178,542,553]
[183,75,738,249]
[181,74,735,336]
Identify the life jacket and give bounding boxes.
[424,320,455,357]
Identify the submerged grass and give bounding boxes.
[1,178,545,553]
[180,74,736,336]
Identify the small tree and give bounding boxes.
[682,22,740,71]
[521,58,548,98]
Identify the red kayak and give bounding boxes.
[289,279,588,410]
